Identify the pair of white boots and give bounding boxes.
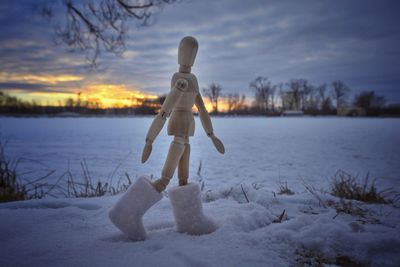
[109,177,217,241]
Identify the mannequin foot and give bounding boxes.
[152,179,168,192]
[109,177,162,241]
[179,179,188,186]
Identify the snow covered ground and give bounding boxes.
[1,117,400,190]
[0,117,400,266]
[1,182,399,266]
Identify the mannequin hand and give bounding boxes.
[208,133,225,154]
[141,139,153,163]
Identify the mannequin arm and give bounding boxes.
[195,93,214,136]
[195,93,225,154]
[141,79,188,163]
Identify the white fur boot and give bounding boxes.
[168,183,217,235]
[109,176,162,241]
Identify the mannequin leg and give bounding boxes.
[178,143,190,186]
[153,136,187,192]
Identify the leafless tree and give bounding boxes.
[249,76,271,113]
[39,0,176,67]
[300,80,314,110]
[311,83,334,113]
[226,93,246,114]
[203,83,222,114]
[269,84,278,111]
[287,79,307,110]
[353,91,385,109]
[226,93,236,113]
[238,94,246,111]
[279,86,288,110]
[65,97,75,109]
[308,85,319,110]
[321,96,334,114]
[316,83,327,109]
[332,80,350,109]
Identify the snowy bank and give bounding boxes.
[1,184,399,267]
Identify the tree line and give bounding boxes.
[202,77,397,117]
[1,76,399,116]
[0,91,162,116]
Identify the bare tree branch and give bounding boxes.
[39,0,176,68]
[203,83,222,114]
[249,76,271,113]
[332,80,350,109]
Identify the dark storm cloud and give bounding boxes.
[107,0,400,100]
[0,82,72,94]
[1,0,400,102]
[0,82,50,91]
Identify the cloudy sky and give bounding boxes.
[1,0,400,106]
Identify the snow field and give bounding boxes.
[1,182,399,267]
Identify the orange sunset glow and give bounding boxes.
[2,71,222,111]
[82,84,159,108]
[17,84,160,109]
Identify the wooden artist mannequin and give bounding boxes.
[109,36,224,241]
[142,36,225,192]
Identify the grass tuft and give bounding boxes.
[0,138,132,202]
[331,170,398,204]
[59,161,132,198]
[278,181,295,195]
[0,155,26,202]
[0,140,53,202]
[295,247,364,267]
[329,199,367,219]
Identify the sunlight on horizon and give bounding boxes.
[2,71,228,111]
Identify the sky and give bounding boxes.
[1,0,400,107]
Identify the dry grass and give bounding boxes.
[295,247,364,267]
[240,184,250,203]
[278,181,295,195]
[54,160,132,198]
[196,160,205,191]
[328,199,367,219]
[0,139,132,202]
[331,170,399,204]
[0,140,55,202]
[0,153,26,202]
[300,171,395,223]
[272,209,286,223]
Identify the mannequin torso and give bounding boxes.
[167,72,199,137]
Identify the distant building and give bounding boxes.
[282,110,304,116]
[56,112,80,117]
[337,106,366,116]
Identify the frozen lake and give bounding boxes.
[1,117,399,192]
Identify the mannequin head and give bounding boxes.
[178,36,198,73]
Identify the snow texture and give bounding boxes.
[109,176,162,241]
[0,117,400,266]
[2,117,400,192]
[1,183,400,267]
[169,183,217,235]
